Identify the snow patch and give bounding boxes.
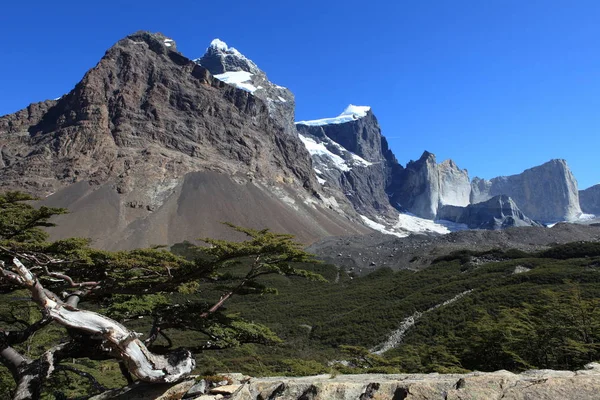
[277,96,287,102]
[208,38,244,58]
[214,71,258,93]
[299,134,372,172]
[578,213,596,221]
[298,135,351,172]
[360,216,407,238]
[317,177,326,185]
[296,104,371,126]
[209,38,229,51]
[163,39,174,47]
[360,213,468,237]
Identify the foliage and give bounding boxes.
[0,191,67,242]
[0,192,324,399]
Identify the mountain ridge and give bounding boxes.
[0,31,596,249]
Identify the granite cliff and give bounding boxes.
[389,151,470,219]
[471,159,582,222]
[580,184,600,215]
[296,106,401,222]
[438,194,543,229]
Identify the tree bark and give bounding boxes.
[1,258,196,385]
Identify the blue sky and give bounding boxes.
[1,0,598,188]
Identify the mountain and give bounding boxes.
[438,194,543,230]
[471,159,582,223]
[0,32,370,248]
[580,184,600,215]
[0,31,595,248]
[296,106,401,222]
[195,39,296,136]
[389,151,470,219]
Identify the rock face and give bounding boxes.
[471,159,582,223]
[90,363,600,400]
[580,184,600,215]
[389,151,470,219]
[438,195,543,229]
[296,106,401,221]
[0,31,370,248]
[195,39,296,136]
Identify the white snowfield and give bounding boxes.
[296,104,371,126]
[298,134,372,172]
[360,214,468,237]
[208,38,245,58]
[213,71,258,93]
[299,135,351,171]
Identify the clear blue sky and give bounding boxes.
[1,0,599,189]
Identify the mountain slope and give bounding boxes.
[0,32,370,248]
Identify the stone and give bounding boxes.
[195,39,297,137]
[438,195,543,229]
[296,106,402,223]
[389,151,470,219]
[209,384,242,395]
[184,380,207,397]
[580,184,600,215]
[470,159,582,223]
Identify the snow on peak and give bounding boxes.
[208,38,244,58]
[295,104,371,126]
[360,213,468,238]
[340,105,371,118]
[210,38,228,51]
[214,71,258,93]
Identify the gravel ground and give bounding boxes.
[307,223,600,274]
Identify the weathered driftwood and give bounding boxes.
[0,257,196,398]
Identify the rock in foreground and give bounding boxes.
[92,363,600,399]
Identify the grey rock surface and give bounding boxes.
[90,363,600,400]
[308,223,600,272]
[438,194,543,229]
[389,151,470,219]
[470,159,582,222]
[296,108,401,222]
[195,39,296,136]
[580,184,600,215]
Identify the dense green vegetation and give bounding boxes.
[2,191,600,399]
[192,243,600,376]
[0,192,322,399]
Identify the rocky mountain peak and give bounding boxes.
[197,38,260,75]
[0,31,379,248]
[389,151,471,219]
[296,104,372,127]
[0,30,321,208]
[195,38,296,135]
[296,106,401,221]
[471,158,582,222]
[125,31,178,53]
[438,194,543,230]
[417,150,436,163]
